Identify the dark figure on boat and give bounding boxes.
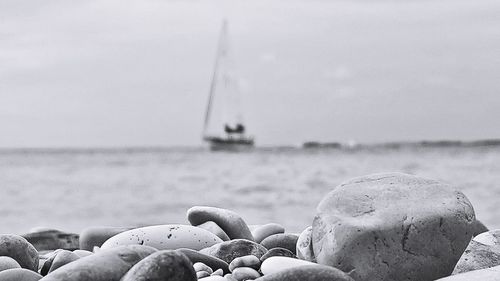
[225,123,245,134]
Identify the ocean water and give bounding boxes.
[1,146,499,235]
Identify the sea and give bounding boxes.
[1,143,500,235]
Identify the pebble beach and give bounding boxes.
[1,145,500,280]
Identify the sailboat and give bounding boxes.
[202,21,255,151]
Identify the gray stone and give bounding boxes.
[0,234,39,271]
[472,220,489,237]
[260,247,296,262]
[260,233,298,254]
[39,245,156,281]
[255,264,354,281]
[313,173,475,281]
[0,256,21,272]
[48,250,80,273]
[296,226,315,262]
[187,206,254,241]
[22,230,79,251]
[197,221,231,241]
[453,229,500,274]
[121,250,196,281]
[0,268,43,281]
[175,248,229,274]
[200,239,267,264]
[252,223,285,244]
[437,264,500,280]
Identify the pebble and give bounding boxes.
[22,230,79,251]
[39,245,156,281]
[231,267,261,280]
[0,256,21,272]
[312,172,476,281]
[176,248,230,274]
[200,239,268,264]
[225,273,238,281]
[260,256,316,275]
[0,268,43,281]
[47,250,80,273]
[260,248,296,262]
[251,223,285,244]
[197,271,211,279]
[200,276,226,281]
[79,227,132,251]
[100,224,223,251]
[255,264,354,281]
[197,221,231,241]
[0,234,39,271]
[260,233,298,254]
[229,255,261,272]
[452,229,500,274]
[296,226,315,262]
[212,268,224,276]
[194,262,214,273]
[187,206,254,241]
[122,250,196,281]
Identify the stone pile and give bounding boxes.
[1,172,499,281]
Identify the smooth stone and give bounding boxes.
[176,248,230,274]
[22,230,79,251]
[39,245,156,281]
[260,256,316,275]
[224,273,238,281]
[197,271,211,279]
[313,173,475,281]
[453,229,500,274]
[472,220,489,237]
[200,276,226,281]
[229,255,261,272]
[436,264,500,280]
[260,248,296,262]
[101,224,222,251]
[79,227,131,251]
[212,268,224,276]
[260,234,298,254]
[121,250,196,281]
[0,268,43,281]
[48,250,80,273]
[194,262,214,274]
[0,234,39,271]
[197,221,231,241]
[0,256,21,272]
[188,206,254,241]
[252,224,285,244]
[232,267,261,280]
[296,226,315,262]
[256,264,353,281]
[200,239,267,264]
[72,250,93,258]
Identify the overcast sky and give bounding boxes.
[1,0,499,148]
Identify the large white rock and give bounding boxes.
[312,173,476,281]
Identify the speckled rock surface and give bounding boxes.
[312,173,476,281]
[453,229,500,274]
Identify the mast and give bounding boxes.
[203,20,228,138]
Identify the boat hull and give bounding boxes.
[204,136,254,152]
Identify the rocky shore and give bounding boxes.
[0,172,497,280]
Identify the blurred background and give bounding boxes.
[1,0,499,234]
